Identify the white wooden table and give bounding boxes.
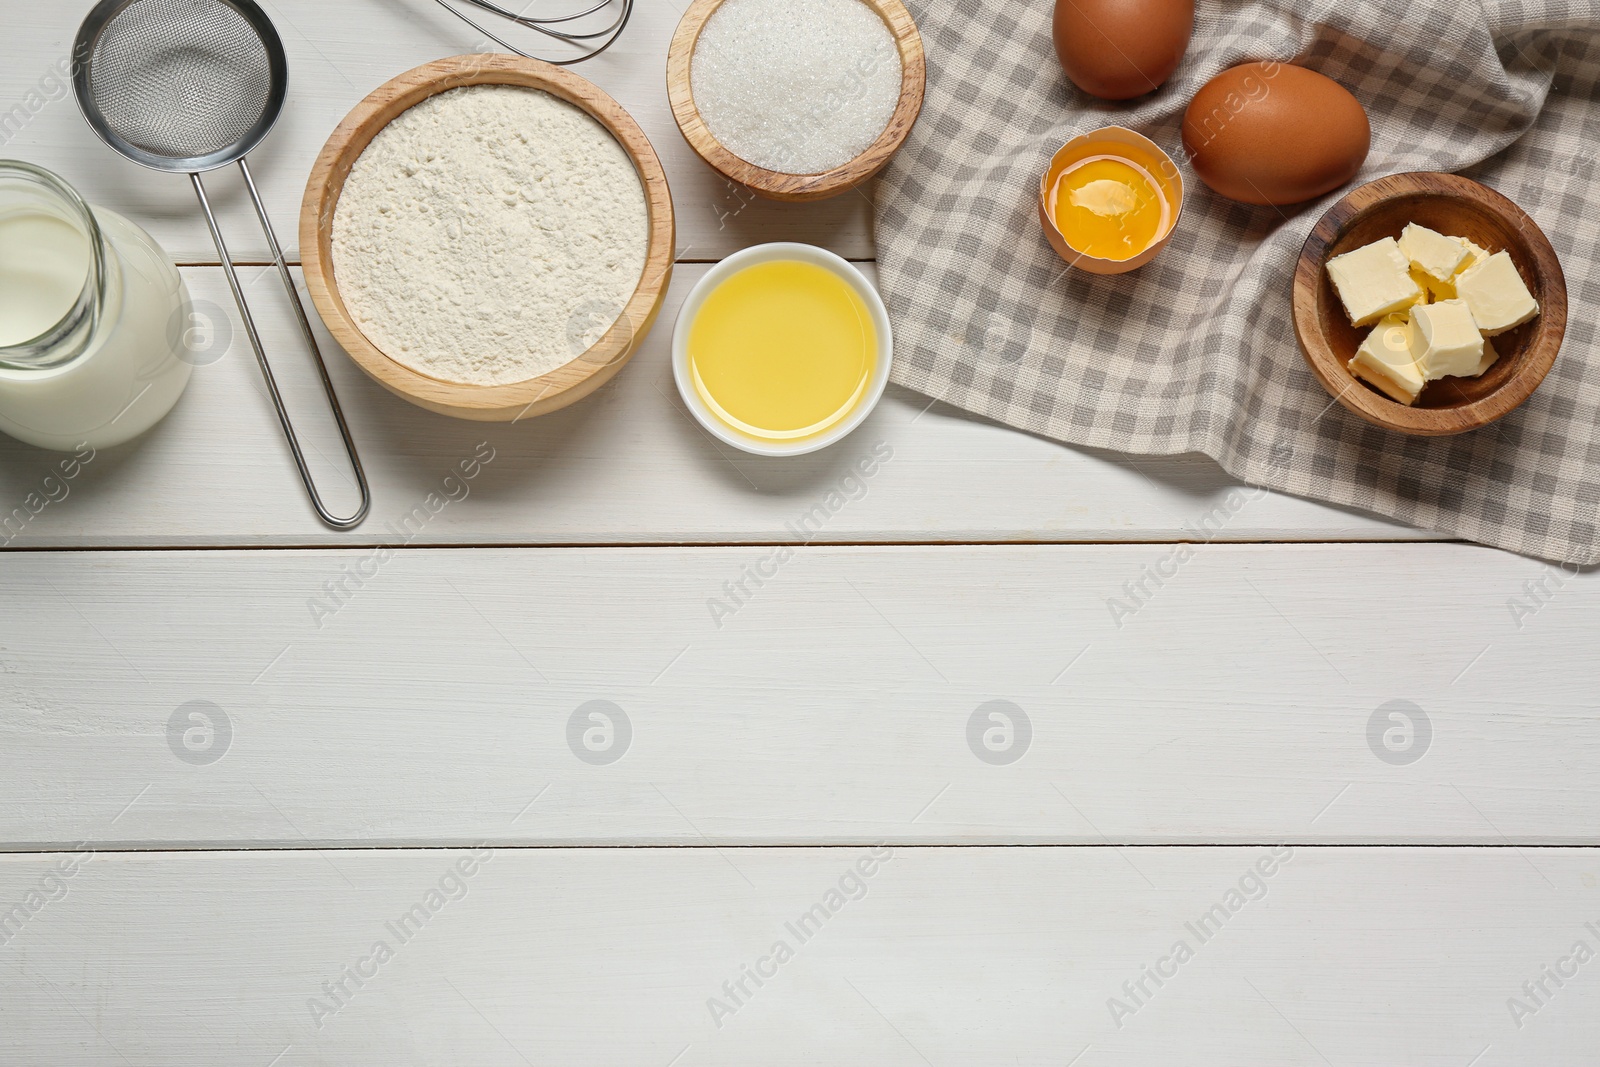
[3,2,1598,1063]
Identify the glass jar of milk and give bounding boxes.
[0,161,192,451]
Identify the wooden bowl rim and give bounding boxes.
[300,54,675,420]
[665,0,926,202]
[1292,170,1568,436]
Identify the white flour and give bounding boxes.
[333,85,648,386]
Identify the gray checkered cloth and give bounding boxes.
[876,0,1600,563]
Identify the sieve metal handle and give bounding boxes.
[190,162,371,530]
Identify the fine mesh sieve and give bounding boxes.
[74,0,370,530]
[83,0,279,170]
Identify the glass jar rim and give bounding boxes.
[0,159,108,370]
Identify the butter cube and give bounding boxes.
[1417,236,1487,301]
[1467,334,1499,378]
[1326,238,1423,327]
[1349,314,1426,404]
[1408,299,1484,379]
[1400,223,1470,282]
[1454,251,1540,336]
[1456,237,1491,273]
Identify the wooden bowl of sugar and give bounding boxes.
[666,0,926,202]
[302,55,675,422]
[1294,171,1566,436]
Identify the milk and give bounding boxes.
[0,187,193,451]
[0,212,90,347]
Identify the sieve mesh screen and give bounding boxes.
[87,0,274,161]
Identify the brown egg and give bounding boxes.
[1182,62,1370,206]
[1053,0,1194,101]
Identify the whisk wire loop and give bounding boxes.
[427,0,635,64]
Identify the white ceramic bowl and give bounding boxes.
[672,243,893,457]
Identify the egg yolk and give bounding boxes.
[1051,156,1169,261]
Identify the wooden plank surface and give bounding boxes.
[0,265,1428,548]
[5,2,1591,1063]
[0,0,873,265]
[3,544,1591,848]
[1,846,1596,1065]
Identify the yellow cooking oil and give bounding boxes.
[688,259,875,441]
[1050,155,1170,261]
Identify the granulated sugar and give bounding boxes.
[692,0,902,175]
[333,85,648,386]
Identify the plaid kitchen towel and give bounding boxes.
[876,0,1600,563]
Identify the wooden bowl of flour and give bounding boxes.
[302,55,675,422]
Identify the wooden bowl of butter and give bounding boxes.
[1293,172,1566,436]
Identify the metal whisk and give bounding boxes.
[426,0,636,64]
[73,0,370,530]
